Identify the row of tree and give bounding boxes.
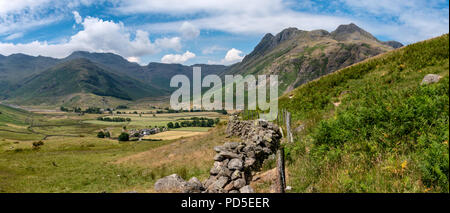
[167,117,220,128]
[97,117,131,122]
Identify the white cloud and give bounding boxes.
[155,37,181,51]
[72,11,82,24]
[0,16,181,59]
[224,48,244,63]
[208,48,244,65]
[179,21,200,39]
[161,51,196,64]
[202,45,226,55]
[4,32,24,40]
[126,56,140,64]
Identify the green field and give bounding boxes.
[0,104,226,192]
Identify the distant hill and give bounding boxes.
[4,58,168,104]
[0,51,227,105]
[227,23,402,94]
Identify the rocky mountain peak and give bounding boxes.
[331,23,378,41]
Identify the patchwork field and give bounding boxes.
[0,104,227,192]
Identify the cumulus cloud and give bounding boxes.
[0,16,181,60]
[179,21,200,39]
[72,11,82,24]
[208,48,244,65]
[161,51,196,64]
[154,37,182,51]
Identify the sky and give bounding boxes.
[0,0,448,66]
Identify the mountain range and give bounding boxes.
[0,23,402,107]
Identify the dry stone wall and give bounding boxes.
[154,115,282,193]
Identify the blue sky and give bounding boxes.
[0,0,448,65]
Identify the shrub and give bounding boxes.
[118,132,129,141]
[97,131,105,138]
[32,141,44,149]
[104,131,110,138]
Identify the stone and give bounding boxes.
[223,142,239,150]
[228,158,243,170]
[217,167,232,177]
[154,174,188,192]
[286,186,292,191]
[213,153,224,161]
[219,151,241,159]
[239,185,254,193]
[203,176,216,188]
[244,158,256,168]
[421,74,441,85]
[228,190,239,193]
[233,178,246,189]
[223,182,234,191]
[231,170,242,180]
[215,176,229,189]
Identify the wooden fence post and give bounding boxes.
[276,147,286,193]
[285,110,293,143]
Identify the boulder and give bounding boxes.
[228,158,244,170]
[239,185,254,193]
[233,178,246,189]
[154,174,188,193]
[215,176,230,189]
[421,74,441,85]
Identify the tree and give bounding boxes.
[167,122,174,128]
[104,131,110,138]
[97,131,105,138]
[215,118,220,124]
[118,132,129,141]
[174,122,180,128]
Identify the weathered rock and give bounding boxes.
[228,190,239,193]
[215,176,229,189]
[421,74,441,85]
[210,162,222,175]
[231,170,242,180]
[233,178,246,189]
[228,158,244,170]
[219,151,241,159]
[154,174,188,192]
[213,153,224,161]
[239,185,254,193]
[224,182,234,191]
[217,167,232,177]
[244,158,256,168]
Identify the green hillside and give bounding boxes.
[6,58,168,104]
[279,34,449,192]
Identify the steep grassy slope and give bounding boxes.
[227,23,399,94]
[5,58,168,104]
[279,34,449,192]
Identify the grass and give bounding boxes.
[0,104,226,192]
[278,34,449,193]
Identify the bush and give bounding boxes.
[118,132,129,141]
[104,131,110,138]
[32,141,44,149]
[97,131,105,138]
